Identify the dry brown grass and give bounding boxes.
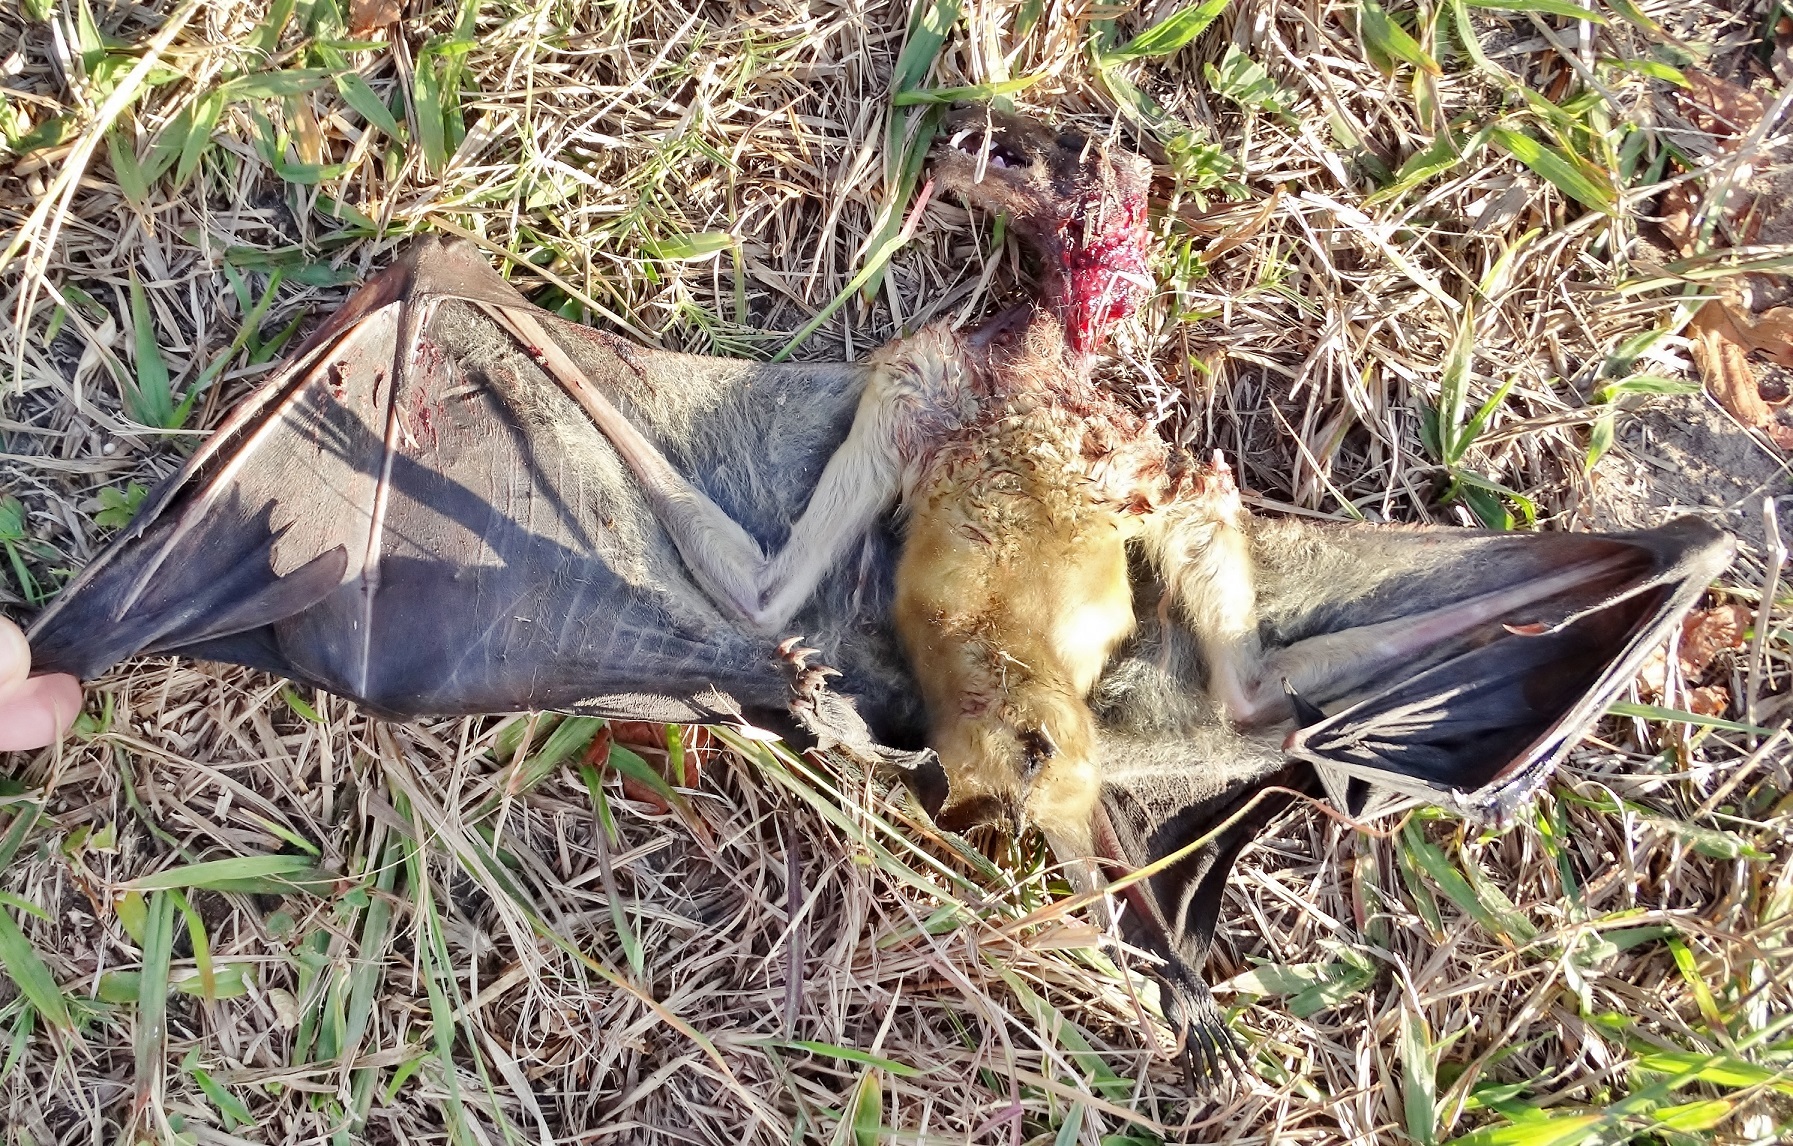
[1,0,1790,1142]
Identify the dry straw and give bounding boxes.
[0,0,1789,1143]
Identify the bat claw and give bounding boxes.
[1165,973,1246,1097]
[775,635,844,714]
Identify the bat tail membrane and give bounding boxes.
[1278,515,1735,819]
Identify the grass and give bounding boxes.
[1,0,1791,1142]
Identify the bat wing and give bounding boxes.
[27,237,911,745]
[1268,516,1735,818]
[1087,514,1732,1088]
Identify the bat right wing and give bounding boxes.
[1084,514,1734,1089]
[27,238,910,745]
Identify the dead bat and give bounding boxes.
[23,109,1733,1089]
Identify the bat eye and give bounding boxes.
[1018,726,1058,779]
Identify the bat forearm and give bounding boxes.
[491,301,951,634]
[1246,550,1637,719]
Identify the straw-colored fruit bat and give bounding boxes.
[25,109,1732,1088]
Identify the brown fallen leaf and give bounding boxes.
[1687,298,1793,449]
[1680,70,1767,142]
[608,719,703,790]
[1657,180,1698,254]
[1686,685,1732,717]
[1659,71,1769,250]
[1638,644,1669,699]
[349,0,402,35]
[1679,603,1752,678]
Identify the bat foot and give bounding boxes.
[1161,969,1246,1096]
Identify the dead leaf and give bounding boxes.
[1687,298,1793,448]
[294,97,323,166]
[1680,71,1767,143]
[1638,644,1668,699]
[1679,603,1752,678]
[349,0,402,35]
[1667,71,1768,245]
[267,988,301,1030]
[1658,180,1698,253]
[606,719,702,794]
[1686,685,1732,717]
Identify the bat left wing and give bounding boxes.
[26,237,911,747]
[1273,516,1736,818]
[1083,514,1733,1089]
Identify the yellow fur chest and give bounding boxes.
[892,399,1145,851]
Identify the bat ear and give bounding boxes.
[1275,516,1734,818]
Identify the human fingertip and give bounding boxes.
[0,673,84,752]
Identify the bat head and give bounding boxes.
[932,105,1153,352]
[927,690,1103,859]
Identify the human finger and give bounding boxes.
[0,672,83,752]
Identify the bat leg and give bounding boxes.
[1092,755,1309,1091]
[1143,454,1261,724]
[480,303,958,634]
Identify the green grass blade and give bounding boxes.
[1463,0,1607,21]
[1401,1002,1438,1146]
[579,761,646,980]
[1633,1051,1793,1096]
[1608,701,1777,737]
[892,71,1049,106]
[1443,1112,1603,1145]
[96,962,253,1003]
[1097,0,1230,65]
[334,71,402,139]
[1358,0,1443,76]
[1488,126,1615,214]
[890,0,960,93]
[844,1067,883,1146]
[342,835,402,1063]
[746,1039,921,1078]
[1402,823,1537,943]
[106,127,147,206]
[1052,1101,1084,1146]
[0,909,72,1035]
[170,890,216,1000]
[125,270,175,427]
[399,812,475,1145]
[640,231,735,261]
[1366,125,1492,206]
[1435,306,1476,465]
[132,891,176,1127]
[174,90,224,186]
[125,854,333,894]
[774,125,938,361]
